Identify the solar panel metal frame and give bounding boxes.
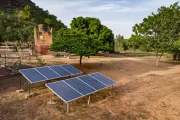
[45,72,116,103]
[19,64,82,84]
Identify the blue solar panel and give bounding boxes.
[19,64,81,83]
[36,67,60,79]
[46,72,116,103]
[90,72,116,86]
[19,68,47,83]
[78,75,107,90]
[65,78,96,95]
[49,66,72,77]
[46,81,82,102]
[61,65,81,74]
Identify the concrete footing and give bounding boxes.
[16,89,25,93]
[47,101,56,105]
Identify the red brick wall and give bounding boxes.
[34,27,53,55]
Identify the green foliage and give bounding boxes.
[114,34,124,52]
[11,43,24,52]
[127,35,152,52]
[122,41,128,52]
[128,2,180,65]
[51,17,114,64]
[173,40,180,51]
[51,28,98,64]
[171,40,180,60]
[21,5,31,20]
[44,18,51,26]
[0,10,35,43]
[36,57,45,66]
[30,5,66,30]
[0,1,66,44]
[126,35,141,51]
[70,17,114,53]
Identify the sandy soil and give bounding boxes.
[0,54,180,120]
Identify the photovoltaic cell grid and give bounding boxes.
[19,65,82,83]
[46,72,116,103]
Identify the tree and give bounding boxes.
[21,5,31,20]
[70,17,114,53]
[115,34,124,52]
[126,34,141,51]
[130,2,180,66]
[44,18,51,26]
[51,17,115,65]
[171,40,180,60]
[30,4,66,30]
[122,41,128,53]
[127,34,152,52]
[17,20,35,43]
[0,10,35,48]
[0,11,18,42]
[51,28,98,65]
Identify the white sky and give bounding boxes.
[31,0,178,39]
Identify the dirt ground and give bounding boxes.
[0,54,180,120]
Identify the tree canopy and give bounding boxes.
[0,11,34,43]
[51,17,115,65]
[0,1,66,45]
[126,2,180,66]
[70,17,114,52]
[114,34,124,52]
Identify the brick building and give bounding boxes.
[34,24,52,55]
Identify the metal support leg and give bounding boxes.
[5,52,6,67]
[111,85,114,96]
[67,103,69,113]
[88,96,91,105]
[28,83,30,96]
[20,56,22,69]
[47,92,56,105]
[50,92,52,102]
[20,76,22,89]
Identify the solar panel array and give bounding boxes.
[19,64,81,83]
[46,72,116,103]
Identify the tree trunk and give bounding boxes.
[155,52,163,66]
[155,58,159,66]
[155,51,158,66]
[79,56,82,65]
[173,53,177,60]
[178,54,180,60]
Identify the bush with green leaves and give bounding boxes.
[36,57,45,66]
